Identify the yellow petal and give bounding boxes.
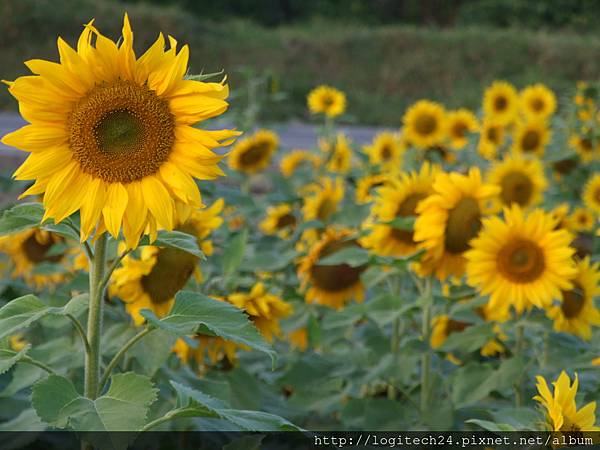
[141,176,175,230]
[102,183,129,238]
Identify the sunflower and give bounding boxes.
[465,205,576,319]
[430,314,506,357]
[355,173,392,204]
[550,203,572,231]
[519,84,557,120]
[173,335,238,367]
[570,135,600,162]
[534,371,600,432]
[402,100,447,149]
[568,207,595,232]
[302,177,345,224]
[361,163,437,257]
[298,228,366,309]
[477,120,505,160]
[445,109,479,150]
[259,203,297,239]
[325,134,352,174]
[486,154,547,210]
[547,258,600,340]
[414,168,499,281]
[552,157,578,179]
[2,15,238,248]
[512,120,551,156]
[307,85,346,118]
[280,150,321,178]
[228,129,278,174]
[363,132,404,171]
[583,174,600,216]
[483,81,519,125]
[228,282,292,342]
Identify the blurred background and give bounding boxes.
[2,0,600,127]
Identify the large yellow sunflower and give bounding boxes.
[2,15,238,248]
[363,132,404,171]
[413,168,499,281]
[483,81,519,125]
[445,109,479,150]
[570,134,600,162]
[298,228,366,309]
[486,154,547,210]
[534,371,600,432]
[519,83,557,120]
[259,203,297,239]
[228,129,278,174]
[307,85,346,118]
[547,258,600,340]
[402,100,447,149]
[465,205,576,319]
[583,174,600,216]
[361,163,438,257]
[279,150,321,178]
[355,173,393,204]
[512,120,551,156]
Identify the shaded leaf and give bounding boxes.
[222,229,248,276]
[139,230,204,259]
[317,246,369,267]
[0,345,30,375]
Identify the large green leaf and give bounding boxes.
[0,409,46,433]
[452,363,495,407]
[168,381,301,431]
[317,246,370,267]
[139,230,204,259]
[0,294,89,340]
[31,373,158,431]
[140,291,275,362]
[0,345,30,375]
[0,202,79,240]
[222,229,248,276]
[466,419,517,432]
[440,323,495,353]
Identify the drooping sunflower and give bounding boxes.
[361,163,438,257]
[307,85,346,118]
[445,109,479,150]
[402,100,447,149]
[298,228,366,309]
[570,134,600,162]
[486,154,547,210]
[547,258,600,340]
[259,203,297,239]
[2,15,238,248]
[228,282,292,342]
[477,120,505,160]
[534,371,600,432]
[568,207,595,232]
[228,129,278,174]
[465,205,576,319]
[355,173,392,204]
[363,132,404,171]
[483,81,519,125]
[512,120,551,156]
[414,168,499,281]
[325,134,352,174]
[583,174,600,215]
[279,150,321,178]
[519,84,557,120]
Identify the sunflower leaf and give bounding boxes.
[165,381,301,431]
[222,229,248,276]
[317,246,370,267]
[465,419,517,432]
[0,203,44,235]
[384,216,415,230]
[0,345,31,375]
[139,230,205,259]
[140,291,275,363]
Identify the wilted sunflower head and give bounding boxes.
[228,129,278,174]
[2,15,239,249]
[260,203,298,239]
[520,83,557,120]
[402,100,447,149]
[446,109,479,150]
[512,120,551,156]
[307,85,346,118]
[483,81,518,125]
[363,131,404,170]
[583,174,600,216]
[280,150,321,178]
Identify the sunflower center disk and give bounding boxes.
[141,247,199,304]
[560,282,585,319]
[380,145,392,160]
[21,234,63,264]
[69,80,175,183]
[497,239,545,283]
[487,126,500,144]
[521,130,540,152]
[276,213,297,230]
[500,171,533,206]
[311,240,366,292]
[317,198,337,221]
[391,193,428,244]
[494,95,508,112]
[445,319,471,335]
[530,98,544,112]
[452,123,468,139]
[415,113,437,135]
[239,143,270,167]
[444,197,481,254]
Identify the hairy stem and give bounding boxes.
[65,313,91,355]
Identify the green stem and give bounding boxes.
[97,249,130,296]
[514,322,525,407]
[65,313,91,355]
[140,408,187,432]
[84,233,108,399]
[420,278,433,415]
[20,356,57,375]
[98,327,154,391]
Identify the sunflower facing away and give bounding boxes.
[307,85,346,118]
[280,150,321,178]
[520,84,557,120]
[477,119,505,160]
[446,109,479,150]
[570,134,600,162]
[512,120,551,156]
[363,132,404,171]
[414,167,499,281]
[298,228,366,309]
[487,153,547,210]
[483,81,519,125]
[402,100,447,149]
[534,371,600,432]
[465,205,576,320]
[361,163,438,258]
[583,174,600,216]
[2,15,238,248]
[259,203,298,239]
[228,129,278,174]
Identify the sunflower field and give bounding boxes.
[1,12,600,446]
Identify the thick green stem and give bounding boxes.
[420,278,433,415]
[84,233,108,399]
[514,322,525,407]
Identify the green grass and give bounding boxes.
[2,0,600,125]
